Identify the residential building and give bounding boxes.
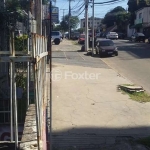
[134,7,150,37]
[80,17,102,29]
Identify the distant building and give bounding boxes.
[134,7,150,38]
[80,17,102,29]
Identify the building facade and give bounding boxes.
[134,7,150,37]
[80,17,102,29]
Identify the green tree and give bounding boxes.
[60,15,79,31]
[102,6,127,28]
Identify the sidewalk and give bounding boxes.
[51,40,150,150]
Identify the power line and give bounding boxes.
[94,0,125,5]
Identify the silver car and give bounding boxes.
[95,39,118,57]
[106,32,118,39]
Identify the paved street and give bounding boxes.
[102,40,150,93]
[51,39,150,150]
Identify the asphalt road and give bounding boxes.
[52,40,109,69]
[52,39,150,93]
[101,39,150,93]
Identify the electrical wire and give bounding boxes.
[94,0,125,5]
[72,2,85,14]
[71,0,81,10]
[77,8,85,17]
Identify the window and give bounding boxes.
[52,31,59,36]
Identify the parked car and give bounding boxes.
[118,32,125,39]
[51,31,62,45]
[71,32,80,40]
[106,32,118,39]
[148,37,150,44]
[95,39,118,57]
[78,34,85,44]
[131,33,145,42]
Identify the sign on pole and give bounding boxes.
[50,7,59,23]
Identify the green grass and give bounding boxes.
[128,92,150,102]
[119,84,150,102]
[136,136,150,147]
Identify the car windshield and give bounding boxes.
[52,31,59,36]
[99,40,114,46]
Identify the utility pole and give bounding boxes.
[61,9,67,20]
[35,0,42,35]
[92,0,94,56]
[68,0,71,39]
[85,0,89,52]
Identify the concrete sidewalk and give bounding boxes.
[51,62,150,150]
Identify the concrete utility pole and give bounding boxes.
[92,0,94,56]
[35,0,42,35]
[68,0,71,39]
[85,0,89,52]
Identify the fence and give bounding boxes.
[0,31,48,149]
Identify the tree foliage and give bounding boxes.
[59,15,79,31]
[102,6,130,32]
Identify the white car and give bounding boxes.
[106,32,118,39]
[51,31,62,45]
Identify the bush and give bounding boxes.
[15,34,28,51]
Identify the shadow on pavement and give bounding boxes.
[116,41,150,59]
[51,126,150,150]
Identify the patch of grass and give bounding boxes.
[129,92,150,102]
[121,90,150,102]
[136,136,150,147]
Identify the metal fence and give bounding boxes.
[0,31,48,149]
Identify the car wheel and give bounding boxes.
[54,39,60,45]
[115,52,118,56]
[96,50,98,55]
[99,51,103,58]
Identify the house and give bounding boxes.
[80,17,102,29]
[134,7,150,38]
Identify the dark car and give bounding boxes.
[118,33,125,39]
[71,32,80,40]
[95,39,118,57]
[131,33,145,42]
[148,37,150,44]
[78,34,85,44]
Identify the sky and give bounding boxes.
[53,0,128,22]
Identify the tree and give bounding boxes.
[102,6,127,28]
[60,15,79,32]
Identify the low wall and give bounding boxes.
[19,104,41,150]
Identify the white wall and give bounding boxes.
[136,7,150,24]
[127,25,135,37]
